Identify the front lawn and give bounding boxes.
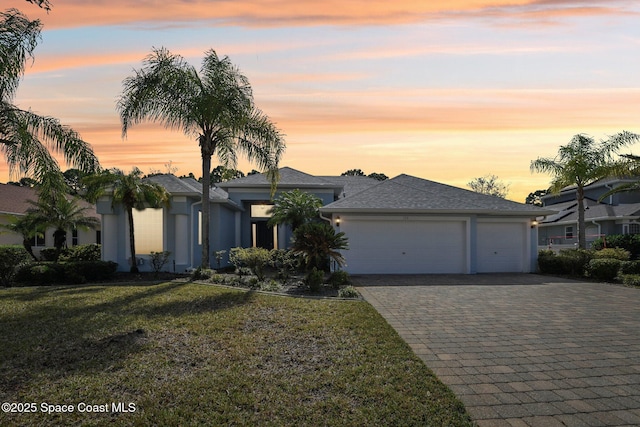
[0,282,472,426]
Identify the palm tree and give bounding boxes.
[268,189,323,232]
[117,48,284,268]
[26,194,100,259]
[84,168,169,273]
[0,212,44,260]
[292,222,348,272]
[531,132,639,249]
[0,9,99,186]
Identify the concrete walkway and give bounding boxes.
[355,274,640,427]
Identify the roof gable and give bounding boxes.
[0,184,38,215]
[219,167,340,190]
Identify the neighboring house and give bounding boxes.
[0,183,101,255]
[99,167,553,274]
[538,177,640,249]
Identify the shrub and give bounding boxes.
[150,250,172,274]
[14,261,117,285]
[305,267,324,292]
[58,244,101,262]
[338,286,359,298]
[229,247,271,280]
[592,234,640,259]
[621,274,640,287]
[213,250,227,269]
[259,279,283,292]
[619,260,640,275]
[537,249,594,277]
[585,258,622,282]
[270,249,301,283]
[292,222,348,272]
[190,267,215,281]
[0,245,32,286]
[592,248,630,261]
[39,247,58,261]
[328,270,351,289]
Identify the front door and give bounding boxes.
[252,221,275,249]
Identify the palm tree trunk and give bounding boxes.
[577,186,586,249]
[22,238,38,261]
[201,152,211,269]
[127,206,139,273]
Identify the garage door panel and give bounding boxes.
[343,219,466,274]
[477,222,526,273]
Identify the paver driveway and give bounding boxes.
[355,274,640,427]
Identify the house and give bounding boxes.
[0,183,101,255]
[538,177,640,249]
[98,167,553,274]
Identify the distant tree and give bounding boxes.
[62,168,89,195]
[467,174,510,198]
[268,189,323,232]
[117,47,284,269]
[178,172,200,182]
[210,165,244,183]
[368,172,388,181]
[525,189,549,207]
[247,169,261,176]
[341,169,365,177]
[7,177,38,187]
[84,168,170,272]
[531,132,639,249]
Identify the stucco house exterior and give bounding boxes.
[0,183,101,256]
[98,167,552,274]
[538,177,640,249]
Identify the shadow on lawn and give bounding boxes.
[0,281,255,399]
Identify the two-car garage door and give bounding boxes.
[341,217,529,274]
[342,219,468,274]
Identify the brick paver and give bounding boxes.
[355,274,640,426]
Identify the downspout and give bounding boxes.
[605,184,613,205]
[591,220,601,244]
[190,200,202,270]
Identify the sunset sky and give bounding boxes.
[4,0,640,202]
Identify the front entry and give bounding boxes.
[252,221,277,249]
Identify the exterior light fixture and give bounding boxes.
[531,220,538,228]
[335,216,341,226]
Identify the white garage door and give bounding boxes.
[342,219,467,274]
[477,222,527,273]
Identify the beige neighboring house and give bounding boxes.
[0,183,101,257]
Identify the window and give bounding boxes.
[131,208,164,254]
[29,231,46,247]
[630,223,640,235]
[72,229,78,246]
[96,230,101,244]
[250,204,273,218]
[565,226,574,239]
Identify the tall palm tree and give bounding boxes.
[1,9,100,187]
[117,48,284,268]
[531,131,639,249]
[27,194,100,258]
[84,168,169,273]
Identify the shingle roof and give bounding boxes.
[318,176,380,198]
[219,167,340,190]
[540,200,640,224]
[321,174,555,216]
[0,183,38,215]
[145,174,240,208]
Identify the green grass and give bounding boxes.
[0,282,472,426]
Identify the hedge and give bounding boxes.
[0,245,32,287]
[14,261,117,285]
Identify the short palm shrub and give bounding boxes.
[593,248,630,261]
[0,245,32,286]
[292,222,348,272]
[585,258,622,282]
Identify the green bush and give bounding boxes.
[338,285,359,298]
[621,274,640,287]
[150,250,172,274]
[592,234,640,259]
[39,247,58,261]
[305,267,324,292]
[328,270,351,289]
[619,260,640,275]
[0,245,32,286]
[585,258,621,282]
[58,244,102,262]
[15,261,117,285]
[190,267,215,281]
[270,249,301,283]
[592,247,630,261]
[537,249,594,277]
[229,247,271,280]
